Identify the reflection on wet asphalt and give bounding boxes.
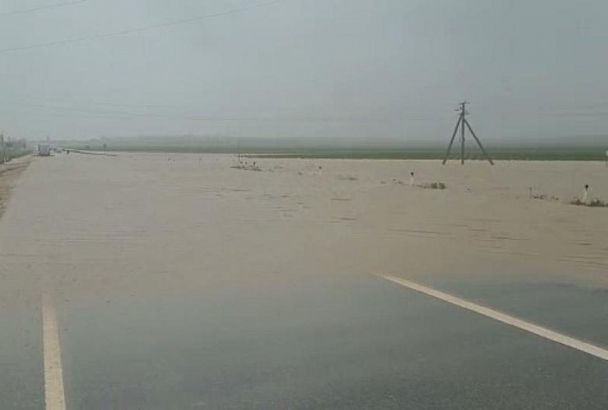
[429,277,608,347]
[0,304,43,410]
[58,274,608,409]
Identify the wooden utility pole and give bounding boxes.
[442,101,494,165]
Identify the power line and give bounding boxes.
[0,0,282,54]
[0,0,87,17]
[544,112,608,118]
[5,100,388,123]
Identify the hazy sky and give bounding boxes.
[1,0,607,142]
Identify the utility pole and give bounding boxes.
[460,102,466,165]
[442,101,494,165]
[0,133,4,164]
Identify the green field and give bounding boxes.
[245,146,606,161]
[51,135,608,161]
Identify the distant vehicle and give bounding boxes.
[37,144,51,156]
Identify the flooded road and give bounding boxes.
[1,153,607,409]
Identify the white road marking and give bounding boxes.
[379,275,608,361]
[42,293,67,410]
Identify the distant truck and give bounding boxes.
[37,144,51,156]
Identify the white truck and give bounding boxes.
[37,144,51,156]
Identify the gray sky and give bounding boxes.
[1,0,607,142]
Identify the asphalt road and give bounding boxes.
[1,154,607,409]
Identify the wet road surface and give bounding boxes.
[1,154,607,409]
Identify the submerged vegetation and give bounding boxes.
[231,164,262,171]
[418,182,447,190]
[531,194,560,201]
[570,198,608,208]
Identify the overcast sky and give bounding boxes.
[0,0,607,142]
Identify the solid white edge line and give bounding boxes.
[379,274,608,361]
[42,293,67,410]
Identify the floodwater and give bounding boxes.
[0,153,607,409]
